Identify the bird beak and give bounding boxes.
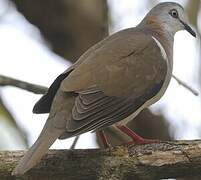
[179,19,196,37]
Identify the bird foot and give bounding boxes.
[116,125,160,145]
[98,130,112,149]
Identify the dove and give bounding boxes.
[12,2,196,176]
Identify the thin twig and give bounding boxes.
[70,136,80,149]
[172,74,199,96]
[0,74,48,94]
[0,74,199,96]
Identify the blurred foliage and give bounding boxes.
[185,0,201,91]
[0,95,28,149]
[11,0,108,62]
[186,0,200,28]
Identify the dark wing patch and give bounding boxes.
[33,72,71,114]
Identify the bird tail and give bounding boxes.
[12,121,64,176]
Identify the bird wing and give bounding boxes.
[59,82,163,139]
[61,29,167,97]
[32,71,71,114]
[32,28,110,114]
[58,29,168,138]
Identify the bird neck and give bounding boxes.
[138,18,175,93]
[138,19,174,68]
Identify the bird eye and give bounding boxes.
[169,9,178,18]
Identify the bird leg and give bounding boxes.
[116,125,159,145]
[97,130,111,148]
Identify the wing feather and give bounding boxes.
[66,91,142,132]
[59,80,164,139]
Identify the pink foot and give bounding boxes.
[116,125,160,145]
[98,130,111,148]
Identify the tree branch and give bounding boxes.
[0,74,199,97]
[172,74,199,96]
[1,140,201,180]
[70,135,80,150]
[0,74,48,94]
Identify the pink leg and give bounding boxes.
[98,130,111,148]
[116,125,159,145]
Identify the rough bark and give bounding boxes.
[1,140,201,180]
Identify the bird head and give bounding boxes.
[142,2,196,38]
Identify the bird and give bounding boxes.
[12,2,196,176]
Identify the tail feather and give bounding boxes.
[12,126,63,176]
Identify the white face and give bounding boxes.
[146,3,196,37]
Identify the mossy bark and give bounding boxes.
[1,140,201,180]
